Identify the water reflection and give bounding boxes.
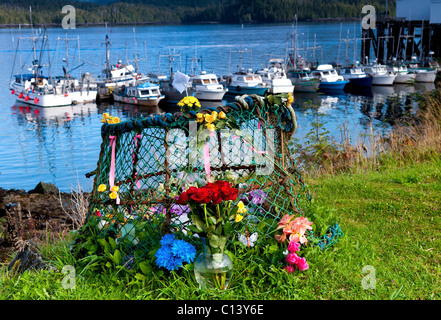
[4,80,436,192]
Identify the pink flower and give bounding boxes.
[291,216,313,235]
[287,240,300,253]
[296,257,309,271]
[286,252,299,265]
[282,265,294,274]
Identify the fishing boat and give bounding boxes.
[339,66,373,88]
[389,65,416,84]
[408,64,437,83]
[254,58,294,94]
[312,64,349,90]
[286,69,319,93]
[113,81,164,106]
[362,63,396,86]
[96,36,148,102]
[189,71,227,101]
[225,70,268,96]
[9,29,97,107]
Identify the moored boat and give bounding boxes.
[286,69,319,93]
[312,64,349,90]
[189,71,227,101]
[112,81,164,106]
[225,70,268,96]
[362,63,396,86]
[339,66,373,88]
[255,58,294,94]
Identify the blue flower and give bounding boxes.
[160,233,175,246]
[155,245,183,271]
[171,239,197,264]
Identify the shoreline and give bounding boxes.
[0,18,363,29]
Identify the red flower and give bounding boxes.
[220,186,238,201]
[186,186,198,196]
[191,187,213,204]
[176,192,190,205]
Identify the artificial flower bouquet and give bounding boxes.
[274,213,314,272]
[175,180,244,254]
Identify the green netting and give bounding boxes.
[81,93,339,266]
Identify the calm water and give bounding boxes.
[0,23,435,192]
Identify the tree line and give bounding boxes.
[0,0,395,25]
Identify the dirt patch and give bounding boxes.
[0,186,87,264]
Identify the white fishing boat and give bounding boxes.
[113,81,164,106]
[389,65,416,84]
[286,69,319,93]
[254,58,294,94]
[9,29,97,107]
[339,66,373,88]
[189,71,227,101]
[312,64,349,90]
[362,63,396,86]
[408,63,437,83]
[96,35,148,101]
[225,69,268,96]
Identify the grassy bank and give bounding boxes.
[1,86,440,300]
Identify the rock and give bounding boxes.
[29,182,59,195]
[7,240,53,274]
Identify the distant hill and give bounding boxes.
[0,0,395,26]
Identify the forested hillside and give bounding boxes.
[0,0,395,25]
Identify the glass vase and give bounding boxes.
[194,239,233,290]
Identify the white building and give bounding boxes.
[396,0,441,24]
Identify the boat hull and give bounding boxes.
[293,80,319,93]
[226,86,267,96]
[372,74,396,86]
[346,76,373,88]
[414,71,436,83]
[318,80,348,90]
[113,93,164,106]
[12,90,96,107]
[394,73,417,84]
[194,89,227,101]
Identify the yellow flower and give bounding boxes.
[110,117,120,124]
[109,191,118,199]
[287,93,294,106]
[235,214,243,223]
[211,111,218,121]
[111,185,119,192]
[204,113,216,123]
[218,111,226,119]
[196,113,204,123]
[237,200,247,214]
[206,123,216,132]
[101,113,109,123]
[98,184,107,192]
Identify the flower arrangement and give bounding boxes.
[97,184,120,201]
[274,214,313,244]
[155,234,197,271]
[282,240,309,273]
[177,96,201,114]
[101,112,120,124]
[176,180,243,254]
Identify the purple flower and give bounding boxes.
[249,190,267,205]
[170,204,190,216]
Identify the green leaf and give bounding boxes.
[111,249,122,265]
[139,261,153,275]
[135,273,147,281]
[108,237,117,251]
[98,238,110,254]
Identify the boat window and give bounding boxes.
[193,79,202,84]
[246,76,253,81]
[140,90,149,95]
[203,79,210,84]
[253,76,261,81]
[237,76,244,81]
[210,78,218,84]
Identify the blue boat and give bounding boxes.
[339,67,373,88]
[225,71,268,96]
[312,64,349,90]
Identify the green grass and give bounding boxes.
[1,154,440,300]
